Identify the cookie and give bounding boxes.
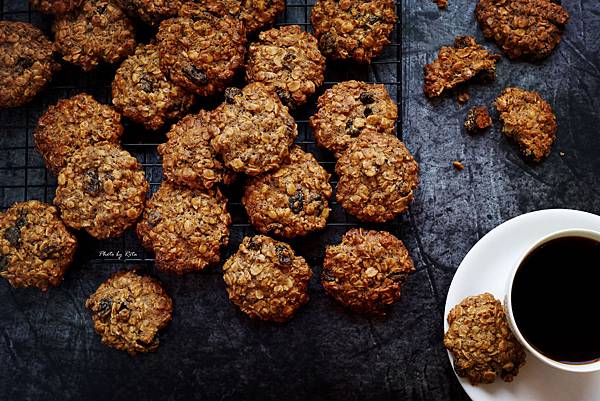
[53,0,136,71]
[0,200,77,291]
[0,21,60,108]
[34,93,123,174]
[495,87,557,161]
[211,83,298,176]
[444,293,526,384]
[158,110,235,190]
[464,106,492,134]
[54,143,148,239]
[335,130,419,223]
[246,25,325,108]
[31,0,83,15]
[309,80,398,157]
[321,229,415,315]
[113,0,182,25]
[85,270,173,355]
[424,36,500,99]
[112,44,195,131]
[476,0,570,60]
[243,146,332,238]
[156,4,246,96]
[311,0,397,63]
[136,183,231,274]
[222,235,312,323]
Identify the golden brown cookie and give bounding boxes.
[30,0,82,15]
[322,229,414,315]
[34,93,123,174]
[243,146,332,238]
[495,87,557,161]
[222,235,312,322]
[335,130,419,223]
[85,270,173,355]
[0,21,60,108]
[476,0,569,60]
[311,0,397,63]
[424,36,500,99]
[54,143,148,239]
[310,80,398,157]
[136,183,231,274]
[158,110,235,190]
[113,0,182,25]
[211,83,298,176]
[53,0,136,71]
[246,25,325,108]
[112,44,195,131]
[0,200,77,291]
[444,293,527,384]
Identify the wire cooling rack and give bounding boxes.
[0,0,402,266]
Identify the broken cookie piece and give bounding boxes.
[464,106,492,134]
[424,36,500,99]
[495,87,557,161]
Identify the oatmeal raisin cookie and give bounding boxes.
[31,0,82,15]
[114,0,182,25]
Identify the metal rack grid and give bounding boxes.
[0,0,402,266]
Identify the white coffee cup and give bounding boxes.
[505,228,600,373]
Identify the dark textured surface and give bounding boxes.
[0,0,599,400]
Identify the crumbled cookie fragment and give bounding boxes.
[156,4,246,95]
[30,0,82,15]
[243,147,332,238]
[34,93,123,173]
[112,44,195,131]
[0,21,60,108]
[457,88,470,104]
[452,161,464,170]
[310,80,398,157]
[158,111,234,190]
[464,106,492,134]
[246,25,325,108]
[311,0,397,63]
[0,201,77,291]
[424,36,500,98]
[222,235,312,322]
[53,0,136,71]
[54,143,148,239]
[495,87,557,161]
[114,0,182,25]
[211,83,298,176]
[444,293,526,384]
[335,130,419,223]
[85,270,173,355]
[322,229,415,315]
[136,183,231,274]
[476,0,570,60]
[433,0,448,9]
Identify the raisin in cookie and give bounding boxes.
[156,4,246,96]
[310,80,398,157]
[495,87,557,161]
[476,0,569,60]
[53,0,136,71]
[211,83,298,176]
[54,143,148,239]
[311,0,397,63]
[335,130,419,223]
[246,25,325,108]
[0,21,60,108]
[322,229,414,315]
[158,110,235,190]
[85,270,173,355]
[34,93,123,174]
[243,146,332,238]
[222,235,312,323]
[31,0,82,15]
[112,43,195,131]
[444,293,527,384]
[424,36,500,99]
[114,0,182,25]
[136,183,231,274]
[0,200,77,291]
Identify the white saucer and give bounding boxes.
[444,209,600,401]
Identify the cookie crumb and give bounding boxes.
[464,106,492,134]
[434,0,447,9]
[457,88,470,104]
[559,151,565,157]
[452,161,464,170]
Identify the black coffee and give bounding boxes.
[511,235,600,364]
